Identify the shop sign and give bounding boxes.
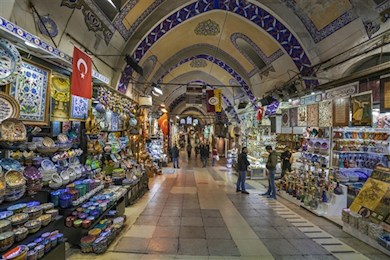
[299,93,322,106]
[325,82,359,100]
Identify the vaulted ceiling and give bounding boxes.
[7,0,390,122]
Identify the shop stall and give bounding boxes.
[0,33,149,259]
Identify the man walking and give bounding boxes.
[171,144,180,169]
[200,144,209,167]
[236,147,250,194]
[187,143,192,159]
[261,145,278,199]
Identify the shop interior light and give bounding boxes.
[24,41,38,48]
[311,92,315,95]
[176,116,180,119]
[160,103,165,107]
[151,90,160,96]
[161,108,168,113]
[106,0,116,8]
[288,98,292,102]
[153,85,163,95]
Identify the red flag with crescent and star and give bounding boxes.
[71,47,92,99]
[158,113,169,136]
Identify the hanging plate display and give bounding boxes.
[0,38,22,85]
[38,16,58,37]
[0,92,20,123]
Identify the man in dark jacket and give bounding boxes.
[262,145,277,199]
[171,144,180,169]
[200,144,209,167]
[236,147,250,194]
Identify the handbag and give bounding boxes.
[216,155,220,161]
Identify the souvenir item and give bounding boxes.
[0,38,21,85]
[0,92,20,123]
[0,159,22,172]
[0,212,13,220]
[9,61,51,125]
[0,118,27,142]
[0,231,14,251]
[5,170,25,187]
[70,95,89,121]
[24,219,41,233]
[0,220,12,232]
[13,227,28,242]
[42,137,55,147]
[8,213,29,226]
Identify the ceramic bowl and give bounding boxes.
[57,134,69,144]
[5,170,25,188]
[42,137,55,148]
[2,245,28,260]
[13,227,28,242]
[37,214,51,226]
[0,231,14,251]
[23,206,43,220]
[24,220,41,234]
[0,220,12,233]
[40,203,54,212]
[0,212,13,221]
[7,204,27,214]
[41,159,55,172]
[0,159,22,172]
[48,181,62,189]
[8,213,29,226]
[51,173,62,184]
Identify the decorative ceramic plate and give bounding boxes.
[0,158,22,172]
[0,118,27,142]
[38,16,58,37]
[0,92,20,123]
[0,39,21,85]
[41,159,55,171]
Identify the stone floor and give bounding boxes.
[69,154,389,260]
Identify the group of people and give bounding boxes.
[170,142,219,168]
[237,145,301,199]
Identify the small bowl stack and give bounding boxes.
[4,171,26,202]
[23,166,42,195]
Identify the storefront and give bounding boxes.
[0,19,150,258]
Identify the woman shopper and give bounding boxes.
[212,147,218,166]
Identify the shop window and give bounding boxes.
[187,116,192,125]
[180,119,186,125]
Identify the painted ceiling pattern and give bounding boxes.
[194,19,221,36]
[156,54,255,105]
[230,33,283,77]
[190,59,208,68]
[118,0,320,96]
[280,0,357,43]
[60,0,115,44]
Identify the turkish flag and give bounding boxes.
[158,113,169,136]
[71,47,92,99]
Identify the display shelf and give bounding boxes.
[343,224,390,256]
[0,216,64,253]
[333,151,390,156]
[333,138,387,143]
[0,191,49,211]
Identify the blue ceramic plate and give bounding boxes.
[0,211,13,220]
[0,158,22,172]
[0,39,21,85]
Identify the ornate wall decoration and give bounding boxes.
[230,33,283,77]
[51,74,70,121]
[280,0,357,43]
[9,61,51,125]
[290,107,298,127]
[0,92,20,123]
[190,59,208,68]
[281,109,290,127]
[118,0,319,95]
[70,95,89,121]
[307,103,319,127]
[297,106,307,127]
[318,101,332,127]
[61,0,115,44]
[194,19,220,36]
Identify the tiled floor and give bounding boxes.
[69,155,389,260]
